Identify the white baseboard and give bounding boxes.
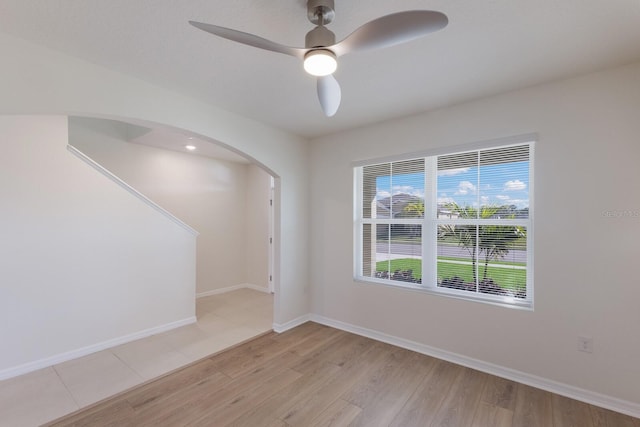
[245,283,271,294]
[0,316,196,381]
[273,314,312,333]
[310,314,640,419]
[196,283,271,299]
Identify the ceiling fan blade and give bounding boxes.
[189,21,307,60]
[331,11,448,57]
[317,75,341,117]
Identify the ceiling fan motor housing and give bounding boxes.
[307,0,335,25]
[306,25,336,48]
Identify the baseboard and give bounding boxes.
[310,314,640,419]
[0,316,197,381]
[196,283,271,299]
[245,283,271,294]
[273,314,312,333]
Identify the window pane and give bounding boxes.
[363,159,425,219]
[478,225,527,299]
[372,224,390,278]
[373,224,422,283]
[390,159,425,219]
[437,145,530,219]
[437,224,527,299]
[362,163,390,219]
[361,223,374,277]
[437,156,479,218]
[437,223,478,292]
[479,146,529,218]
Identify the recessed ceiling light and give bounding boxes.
[185,144,197,151]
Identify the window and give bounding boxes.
[355,141,533,308]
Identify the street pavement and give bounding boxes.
[375,242,526,264]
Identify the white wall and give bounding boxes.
[68,117,271,294]
[309,61,640,408]
[0,32,310,325]
[0,116,196,378]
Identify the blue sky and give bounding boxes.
[376,161,529,209]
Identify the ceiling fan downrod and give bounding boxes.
[306,0,336,49]
[307,0,335,25]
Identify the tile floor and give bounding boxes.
[0,288,273,427]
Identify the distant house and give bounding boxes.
[374,193,462,220]
[375,193,423,218]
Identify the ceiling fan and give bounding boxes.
[189,0,448,117]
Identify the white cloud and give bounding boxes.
[438,167,470,177]
[455,181,476,195]
[504,180,526,191]
[437,196,455,205]
[376,190,391,199]
[392,185,424,198]
[492,194,528,208]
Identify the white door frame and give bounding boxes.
[268,176,275,293]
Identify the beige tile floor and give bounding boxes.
[0,288,273,427]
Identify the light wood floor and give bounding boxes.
[0,289,273,426]
[46,322,639,427]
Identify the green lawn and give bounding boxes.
[437,261,525,291]
[375,258,526,291]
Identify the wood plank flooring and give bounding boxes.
[45,322,640,427]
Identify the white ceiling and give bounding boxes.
[128,125,251,164]
[1,0,640,140]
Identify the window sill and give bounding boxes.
[354,276,533,311]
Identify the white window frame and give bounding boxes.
[354,136,535,310]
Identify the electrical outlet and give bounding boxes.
[578,336,593,353]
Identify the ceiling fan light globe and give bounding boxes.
[304,50,337,76]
